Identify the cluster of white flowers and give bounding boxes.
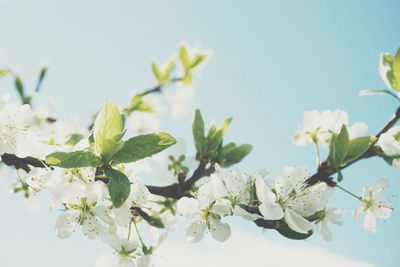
[1,44,399,267]
[293,109,367,146]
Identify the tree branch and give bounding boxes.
[306,105,400,186]
[1,153,47,172]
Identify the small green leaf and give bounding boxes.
[93,100,124,161]
[14,75,24,99]
[392,47,400,91]
[221,144,253,168]
[179,45,190,70]
[192,109,207,156]
[45,151,102,168]
[337,171,343,182]
[147,217,165,229]
[207,129,224,159]
[219,117,232,137]
[328,125,349,167]
[112,132,176,164]
[65,134,85,146]
[0,69,11,77]
[343,136,376,164]
[104,168,131,208]
[151,62,161,81]
[160,59,176,82]
[180,73,192,85]
[190,54,207,69]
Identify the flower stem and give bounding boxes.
[128,219,133,240]
[133,219,146,247]
[313,141,321,167]
[336,184,362,201]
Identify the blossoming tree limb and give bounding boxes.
[0,44,399,266]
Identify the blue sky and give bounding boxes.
[0,1,399,266]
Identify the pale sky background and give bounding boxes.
[0,1,399,267]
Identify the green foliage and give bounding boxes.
[0,69,11,77]
[381,47,400,91]
[45,151,102,168]
[192,109,207,156]
[328,125,376,168]
[337,171,344,182]
[328,125,349,168]
[104,168,131,208]
[14,75,24,98]
[151,59,176,85]
[93,100,125,162]
[124,95,157,115]
[220,143,253,167]
[112,132,177,164]
[179,44,208,85]
[192,109,252,165]
[64,133,85,146]
[343,136,376,164]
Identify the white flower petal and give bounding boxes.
[284,208,312,234]
[186,221,206,243]
[363,210,377,233]
[209,220,231,242]
[259,201,284,220]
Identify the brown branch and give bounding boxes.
[146,159,215,199]
[1,153,47,172]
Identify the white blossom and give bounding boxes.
[354,178,392,233]
[256,166,333,234]
[315,207,342,241]
[293,110,367,146]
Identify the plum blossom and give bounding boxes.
[0,96,39,157]
[315,207,342,241]
[377,126,400,168]
[210,165,258,221]
[354,178,392,233]
[177,183,231,242]
[293,110,368,146]
[255,166,333,234]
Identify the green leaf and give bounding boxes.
[222,142,237,153]
[179,45,190,70]
[0,69,11,77]
[147,217,165,229]
[104,168,131,208]
[112,132,177,164]
[343,136,376,164]
[45,151,102,168]
[151,62,161,81]
[38,65,48,84]
[207,129,224,159]
[65,134,85,146]
[337,171,343,182]
[392,47,400,91]
[221,144,253,168]
[192,109,207,156]
[93,100,124,161]
[14,75,24,99]
[180,73,192,85]
[190,54,207,69]
[124,95,157,114]
[160,59,176,81]
[219,117,232,137]
[328,125,349,167]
